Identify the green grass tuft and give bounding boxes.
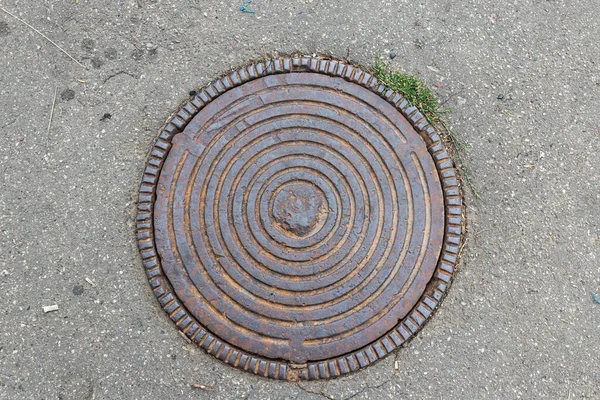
[372,57,479,198]
[373,58,441,122]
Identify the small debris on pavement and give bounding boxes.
[100,113,112,121]
[43,304,59,313]
[191,383,215,392]
[240,0,255,14]
[46,87,58,152]
[189,90,197,96]
[592,294,600,305]
[389,52,396,59]
[497,94,504,100]
[427,65,440,73]
[394,360,399,369]
[85,277,97,287]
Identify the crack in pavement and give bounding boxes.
[296,383,338,400]
[103,70,138,84]
[297,379,394,400]
[295,350,402,400]
[1,116,19,130]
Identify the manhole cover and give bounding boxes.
[137,57,463,380]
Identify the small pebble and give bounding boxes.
[189,90,197,96]
[497,94,504,100]
[390,52,397,60]
[43,305,59,313]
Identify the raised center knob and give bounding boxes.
[271,182,328,238]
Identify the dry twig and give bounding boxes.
[46,87,58,151]
[191,383,215,392]
[0,6,87,69]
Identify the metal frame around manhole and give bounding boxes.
[136,57,464,381]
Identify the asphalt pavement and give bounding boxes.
[0,0,598,399]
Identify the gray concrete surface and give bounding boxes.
[1,0,599,399]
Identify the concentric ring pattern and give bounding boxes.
[137,58,464,381]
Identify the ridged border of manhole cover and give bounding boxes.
[136,57,464,381]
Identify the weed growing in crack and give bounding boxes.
[372,57,479,198]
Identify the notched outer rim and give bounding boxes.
[136,57,464,381]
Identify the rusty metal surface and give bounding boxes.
[137,58,464,381]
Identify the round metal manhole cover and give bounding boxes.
[137,57,463,381]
